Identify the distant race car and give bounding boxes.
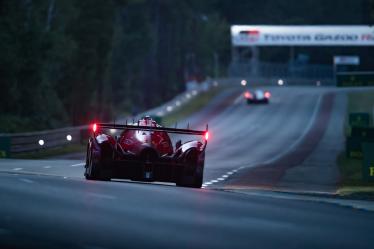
[84,116,208,188]
[244,89,271,104]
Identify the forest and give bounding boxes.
[0,0,372,132]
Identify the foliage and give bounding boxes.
[0,0,370,132]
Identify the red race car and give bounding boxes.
[84,116,208,188]
[244,89,271,104]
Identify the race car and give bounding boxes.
[84,116,208,188]
[244,89,271,104]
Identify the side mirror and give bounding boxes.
[175,140,182,150]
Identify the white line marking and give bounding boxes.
[43,166,51,169]
[233,94,244,105]
[70,163,85,167]
[263,95,322,164]
[229,190,374,212]
[19,178,34,184]
[204,93,325,189]
[88,193,116,200]
[13,168,23,171]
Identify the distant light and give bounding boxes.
[192,90,198,96]
[66,135,72,141]
[264,91,271,99]
[278,79,284,86]
[166,106,173,112]
[92,123,97,132]
[241,79,247,86]
[157,111,164,116]
[205,132,209,140]
[213,81,219,87]
[109,129,116,134]
[186,93,191,99]
[175,100,181,106]
[38,139,45,146]
[316,81,321,86]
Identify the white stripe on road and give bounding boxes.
[19,178,34,184]
[88,193,116,200]
[13,168,23,171]
[203,166,246,188]
[43,166,51,169]
[70,163,85,167]
[263,95,322,165]
[233,94,244,105]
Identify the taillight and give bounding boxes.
[205,132,209,141]
[244,91,252,99]
[92,123,97,132]
[264,91,271,98]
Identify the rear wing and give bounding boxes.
[93,123,209,138]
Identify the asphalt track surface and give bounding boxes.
[1,86,374,249]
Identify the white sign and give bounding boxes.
[231,25,374,46]
[333,56,360,65]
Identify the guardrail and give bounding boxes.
[0,126,87,155]
[0,82,217,157]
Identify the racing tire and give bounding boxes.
[176,166,203,188]
[176,149,203,188]
[84,142,110,181]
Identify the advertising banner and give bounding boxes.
[231,25,374,46]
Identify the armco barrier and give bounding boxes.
[1,125,87,155]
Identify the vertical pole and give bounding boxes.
[289,46,295,77]
[230,46,239,77]
[250,46,259,77]
[213,52,219,79]
[333,56,337,86]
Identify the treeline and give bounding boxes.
[0,0,228,132]
[0,0,371,132]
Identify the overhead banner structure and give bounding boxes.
[231,25,374,46]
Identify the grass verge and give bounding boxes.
[337,90,374,199]
[12,143,86,159]
[161,86,223,127]
[336,152,374,199]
